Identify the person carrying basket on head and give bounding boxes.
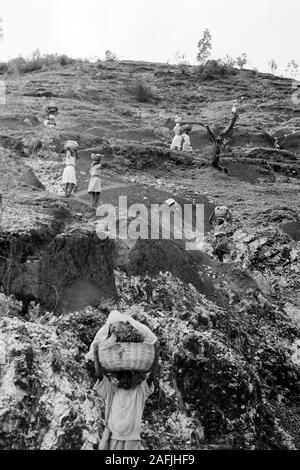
[86,310,159,450]
[88,153,103,208]
[61,142,79,197]
[209,205,233,262]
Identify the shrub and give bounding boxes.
[219,55,236,67]
[129,80,156,102]
[195,60,237,80]
[236,53,249,69]
[5,52,74,74]
[0,62,8,74]
[105,50,118,62]
[7,56,43,74]
[57,54,74,66]
[20,59,43,73]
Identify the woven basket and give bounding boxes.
[98,342,155,372]
[64,140,79,150]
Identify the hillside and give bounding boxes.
[0,59,300,450]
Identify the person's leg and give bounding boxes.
[68,183,75,196]
[95,192,101,207]
[65,184,69,197]
[124,440,141,450]
[91,192,96,208]
[216,249,224,262]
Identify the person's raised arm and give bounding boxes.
[209,209,215,225]
[147,342,160,386]
[93,343,104,380]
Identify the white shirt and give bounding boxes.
[94,376,154,441]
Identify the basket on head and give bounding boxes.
[64,140,79,150]
[182,125,192,133]
[98,342,155,372]
[91,153,102,162]
[215,206,229,218]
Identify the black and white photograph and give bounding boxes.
[0,0,300,455]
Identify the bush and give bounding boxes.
[236,53,249,70]
[105,50,118,62]
[20,60,44,73]
[195,60,237,80]
[7,56,43,74]
[129,80,156,103]
[57,54,74,66]
[6,52,74,74]
[0,62,8,74]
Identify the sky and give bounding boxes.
[0,0,299,75]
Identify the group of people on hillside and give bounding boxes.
[170,116,193,152]
[61,142,103,208]
[45,101,235,452]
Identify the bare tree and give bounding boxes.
[199,111,238,172]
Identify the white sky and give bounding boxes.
[0,0,299,75]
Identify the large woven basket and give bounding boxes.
[64,140,79,150]
[98,342,155,372]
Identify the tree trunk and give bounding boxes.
[211,142,221,169]
[200,112,238,172]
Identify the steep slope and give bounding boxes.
[0,60,300,450]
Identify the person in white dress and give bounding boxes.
[181,125,193,152]
[170,124,183,150]
[61,148,78,197]
[88,153,102,208]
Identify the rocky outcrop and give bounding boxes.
[0,300,104,450]
[1,266,300,450]
[0,228,116,313]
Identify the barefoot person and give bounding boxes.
[61,147,78,197]
[170,116,183,150]
[212,218,231,262]
[88,153,102,208]
[93,343,160,450]
[181,125,193,152]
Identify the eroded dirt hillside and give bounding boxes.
[0,60,300,449]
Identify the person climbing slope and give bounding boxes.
[61,147,78,197]
[209,205,232,226]
[209,205,233,262]
[212,218,231,262]
[93,342,160,450]
[181,125,193,152]
[44,101,58,127]
[209,206,233,262]
[170,116,183,150]
[88,153,102,208]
